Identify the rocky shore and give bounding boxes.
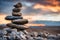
[0,28,60,40]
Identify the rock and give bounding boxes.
[0,24,7,29]
[5,16,23,20]
[12,12,22,16]
[14,3,22,8]
[23,30,29,35]
[0,30,4,35]
[55,34,60,40]
[6,29,12,33]
[19,31,27,40]
[33,32,38,37]
[35,37,44,40]
[6,23,29,30]
[13,8,21,12]
[47,34,56,40]
[3,28,11,34]
[27,37,34,40]
[12,19,28,25]
[38,32,47,38]
[30,32,38,37]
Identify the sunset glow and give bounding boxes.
[25,24,46,27]
[0,14,11,24]
[33,4,60,12]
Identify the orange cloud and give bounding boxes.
[0,14,11,24]
[46,0,60,6]
[33,3,60,12]
[25,24,46,27]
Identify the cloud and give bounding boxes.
[33,3,60,12]
[22,7,42,15]
[22,0,60,6]
[20,0,60,13]
[0,0,60,16]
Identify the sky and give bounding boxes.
[0,0,60,26]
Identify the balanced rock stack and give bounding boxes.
[5,3,29,31]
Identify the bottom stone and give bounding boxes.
[6,23,29,30]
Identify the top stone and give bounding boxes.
[14,3,22,8]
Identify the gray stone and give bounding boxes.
[12,19,28,25]
[0,24,7,29]
[6,29,12,33]
[47,34,56,40]
[14,3,22,8]
[27,37,34,40]
[23,30,29,35]
[38,32,47,38]
[12,12,22,16]
[35,37,44,40]
[13,8,21,12]
[30,32,38,37]
[6,23,29,30]
[5,16,23,20]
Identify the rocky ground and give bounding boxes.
[0,26,60,40]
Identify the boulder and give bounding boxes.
[12,19,28,25]
[13,8,21,12]
[14,3,22,8]
[12,12,22,16]
[5,16,23,20]
[6,23,29,30]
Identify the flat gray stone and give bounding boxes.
[5,16,23,20]
[12,19,28,25]
[6,23,29,30]
[12,12,22,16]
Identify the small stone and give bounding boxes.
[23,30,29,35]
[35,37,44,40]
[14,3,22,8]
[12,12,22,16]
[6,23,29,30]
[0,24,7,29]
[6,29,12,33]
[27,37,34,40]
[5,16,23,20]
[30,32,38,37]
[47,34,56,39]
[38,32,47,38]
[13,8,21,12]
[12,19,28,25]
[19,31,27,40]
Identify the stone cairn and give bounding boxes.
[5,3,29,31]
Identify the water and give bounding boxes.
[32,20,60,26]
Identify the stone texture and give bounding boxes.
[12,12,22,16]
[13,8,21,12]
[12,19,28,25]
[0,24,7,29]
[6,23,29,30]
[14,3,22,8]
[5,16,23,20]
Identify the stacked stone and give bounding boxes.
[5,3,29,31]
